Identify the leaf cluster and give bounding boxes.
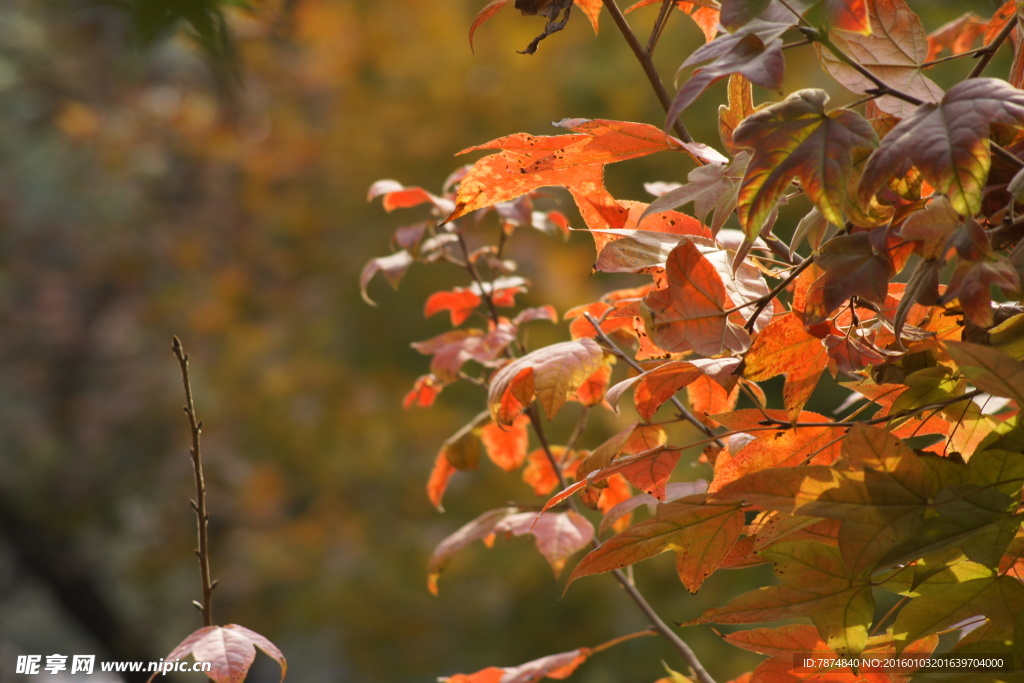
[367,1,1024,681]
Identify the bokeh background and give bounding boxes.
[0,1,992,682]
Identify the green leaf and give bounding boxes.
[688,541,874,654]
[892,562,1024,651]
[732,89,877,237]
[944,341,1024,408]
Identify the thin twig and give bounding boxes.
[601,0,694,143]
[172,336,216,627]
[524,406,716,683]
[644,0,675,55]
[740,257,815,331]
[967,11,1018,80]
[583,313,725,450]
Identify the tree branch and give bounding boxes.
[172,336,216,627]
[601,0,694,143]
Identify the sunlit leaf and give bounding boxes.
[488,338,605,425]
[732,89,877,236]
[817,0,942,119]
[568,498,743,593]
[742,312,828,422]
[859,78,1024,217]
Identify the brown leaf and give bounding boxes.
[859,78,1024,217]
[669,23,787,120]
[817,0,942,119]
[641,242,759,356]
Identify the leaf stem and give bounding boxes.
[172,336,215,628]
[740,256,815,331]
[591,628,659,653]
[582,313,725,450]
[600,0,694,143]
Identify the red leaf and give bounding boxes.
[617,448,681,501]
[641,242,752,356]
[403,373,444,409]
[568,498,743,593]
[150,625,286,683]
[427,449,458,512]
[412,322,518,382]
[481,414,531,471]
[820,0,870,34]
[445,119,708,233]
[469,0,512,53]
[927,12,987,61]
[367,179,453,213]
[425,288,483,326]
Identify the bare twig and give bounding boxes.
[601,0,694,143]
[967,11,1018,80]
[172,336,216,627]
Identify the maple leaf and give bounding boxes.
[668,22,788,121]
[817,0,943,119]
[890,560,1024,651]
[732,89,877,236]
[445,119,714,233]
[708,409,845,492]
[607,357,739,421]
[859,78,1024,217]
[567,498,743,593]
[943,341,1024,408]
[742,312,828,422]
[149,625,286,683]
[800,232,894,326]
[687,541,874,654]
[641,242,763,356]
[487,338,605,426]
[442,648,592,683]
[481,414,530,471]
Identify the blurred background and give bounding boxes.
[0,1,990,682]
